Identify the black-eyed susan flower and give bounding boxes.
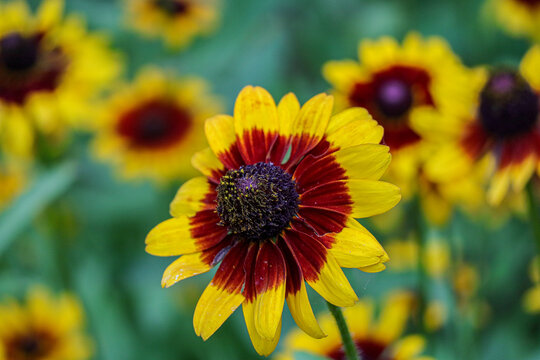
[145,86,401,355]
[92,68,222,181]
[0,0,121,158]
[323,33,469,195]
[0,286,91,360]
[125,0,219,48]
[490,0,540,41]
[413,46,540,205]
[275,292,433,360]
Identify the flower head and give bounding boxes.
[0,287,92,360]
[0,0,121,158]
[491,0,540,41]
[145,86,401,355]
[92,68,222,181]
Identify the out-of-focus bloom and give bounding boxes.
[0,286,91,360]
[423,239,450,278]
[323,32,470,195]
[523,256,540,313]
[491,0,540,41]
[145,86,400,355]
[126,0,219,48]
[0,0,122,158]
[413,46,540,205]
[92,68,222,181]
[0,162,26,210]
[453,263,479,302]
[276,292,433,360]
[423,301,447,333]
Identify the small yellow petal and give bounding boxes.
[243,301,282,356]
[161,253,212,288]
[286,282,326,339]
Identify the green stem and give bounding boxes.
[413,197,427,331]
[326,302,360,360]
[526,182,540,253]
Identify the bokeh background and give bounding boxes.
[1,0,539,359]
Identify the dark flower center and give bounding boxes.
[478,70,539,138]
[375,79,413,118]
[6,331,57,360]
[116,99,192,149]
[515,0,540,7]
[328,338,390,360]
[154,0,189,14]
[0,32,39,71]
[216,162,299,241]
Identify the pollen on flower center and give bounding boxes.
[375,79,413,118]
[0,32,39,71]
[479,70,539,138]
[216,162,299,241]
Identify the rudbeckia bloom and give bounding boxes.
[146,86,401,355]
[275,292,433,360]
[413,46,540,205]
[92,68,222,181]
[0,0,121,158]
[491,0,540,41]
[125,0,219,48]
[323,33,469,194]
[0,287,91,360]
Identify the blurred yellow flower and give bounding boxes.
[276,292,433,360]
[0,0,122,159]
[0,286,91,360]
[523,256,540,313]
[453,263,479,302]
[423,301,448,333]
[412,46,540,206]
[323,32,471,196]
[491,0,540,41]
[0,162,27,211]
[92,68,222,182]
[125,0,220,48]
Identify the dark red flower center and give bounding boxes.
[154,0,189,14]
[478,70,539,139]
[515,0,540,7]
[116,99,192,149]
[6,331,57,360]
[327,338,391,360]
[0,31,68,104]
[216,162,299,241]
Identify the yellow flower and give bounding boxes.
[276,292,433,360]
[523,256,540,313]
[412,46,540,206]
[92,68,222,182]
[323,32,470,195]
[423,301,447,333]
[145,86,400,355]
[125,0,219,48]
[0,0,122,159]
[490,0,540,41]
[0,162,27,210]
[0,286,91,360]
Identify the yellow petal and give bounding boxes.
[145,218,198,256]
[286,282,326,339]
[161,252,213,288]
[326,108,384,150]
[277,93,301,136]
[393,335,426,360]
[292,93,333,139]
[205,115,237,162]
[330,226,387,268]
[234,86,279,135]
[169,177,212,217]
[191,148,225,181]
[243,301,282,356]
[193,284,244,340]
[487,168,511,206]
[254,284,286,340]
[322,60,364,90]
[307,253,358,307]
[333,144,391,181]
[348,180,401,218]
[37,0,64,29]
[374,292,414,343]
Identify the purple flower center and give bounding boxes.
[0,32,39,71]
[375,79,413,118]
[216,162,299,241]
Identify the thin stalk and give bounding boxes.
[326,302,360,360]
[413,197,427,331]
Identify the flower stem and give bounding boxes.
[413,196,427,331]
[326,302,360,360]
[526,182,540,254]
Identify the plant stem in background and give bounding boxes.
[526,182,540,249]
[413,197,427,331]
[326,302,360,360]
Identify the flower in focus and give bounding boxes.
[275,292,432,360]
[145,86,401,355]
[0,286,91,360]
[491,0,540,41]
[92,68,222,181]
[125,0,219,48]
[0,0,122,159]
[323,32,470,195]
[413,46,540,205]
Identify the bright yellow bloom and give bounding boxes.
[0,0,122,159]
[323,32,471,196]
[490,0,540,41]
[146,86,400,355]
[0,286,91,360]
[413,46,540,206]
[125,0,219,48]
[276,292,433,360]
[92,68,222,181]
